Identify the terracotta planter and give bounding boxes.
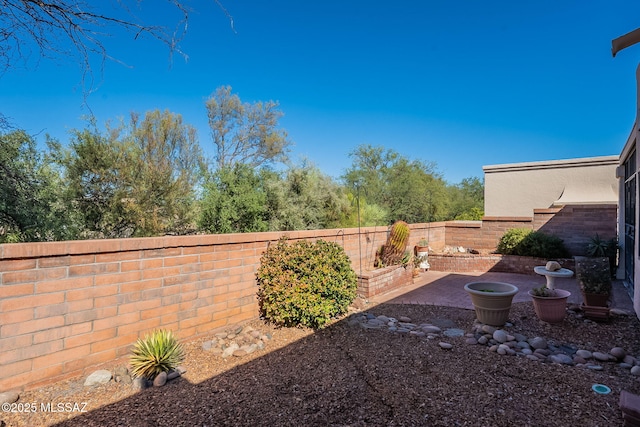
[464,282,519,326]
[582,292,609,307]
[529,289,571,323]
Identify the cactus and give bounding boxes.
[376,220,410,267]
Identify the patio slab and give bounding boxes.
[368,270,635,314]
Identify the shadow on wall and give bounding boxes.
[535,205,617,257]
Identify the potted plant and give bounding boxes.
[528,285,571,323]
[586,234,618,277]
[575,255,611,321]
[414,238,430,270]
[464,281,519,326]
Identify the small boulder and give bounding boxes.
[0,391,19,405]
[153,371,167,387]
[84,370,112,387]
[545,261,561,271]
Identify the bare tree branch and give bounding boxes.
[0,1,233,94]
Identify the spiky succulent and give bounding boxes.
[129,330,184,379]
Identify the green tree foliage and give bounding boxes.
[496,228,569,258]
[205,86,292,169]
[126,110,204,236]
[343,144,449,223]
[199,163,269,234]
[0,130,71,242]
[60,110,203,238]
[447,177,484,220]
[339,192,388,227]
[264,162,351,231]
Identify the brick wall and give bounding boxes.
[0,207,615,392]
[443,204,618,256]
[429,254,575,275]
[0,223,442,392]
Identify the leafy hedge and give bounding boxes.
[496,228,569,259]
[256,238,357,329]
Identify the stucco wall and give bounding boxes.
[483,156,619,217]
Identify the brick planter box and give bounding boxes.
[429,253,575,275]
[357,265,414,298]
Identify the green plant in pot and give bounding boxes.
[528,285,571,323]
[586,234,618,278]
[576,256,611,308]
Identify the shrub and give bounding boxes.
[129,330,184,379]
[256,237,357,329]
[496,228,532,254]
[496,228,569,258]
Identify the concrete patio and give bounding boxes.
[368,269,635,314]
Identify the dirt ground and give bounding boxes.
[3,301,640,427]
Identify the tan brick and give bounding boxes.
[0,364,64,392]
[163,254,199,267]
[117,317,160,337]
[69,262,119,277]
[32,344,91,370]
[118,298,161,315]
[91,333,138,354]
[65,328,116,350]
[0,282,34,298]
[0,259,37,271]
[36,276,93,293]
[63,348,118,374]
[93,311,139,331]
[0,339,64,365]
[32,323,92,344]
[95,251,139,263]
[66,284,118,301]
[0,292,64,312]
[120,278,161,294]
[2,270,37,285]
[121,260,141,272]
[95,271,141,286]
[0,308,34,328]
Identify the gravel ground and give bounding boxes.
[3,301,640,427]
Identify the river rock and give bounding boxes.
[610,347,626,360]
[529,337,548,350]
[84,369,112,386]
[439,342,453,350]
[576,349,592,359]
[0,392,19,405]
[493,330,508,343]
[153,371,167,387]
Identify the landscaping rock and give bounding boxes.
[153,372,167,387]
[84,369,112,387]
[0,392,19,405]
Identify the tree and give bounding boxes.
[342,144,448,223]
[264,162,351,231]
[199,163,269,234]
[60,110,203,238]
[447,177,484,220]
[126,110,204,236]
[205,86,292,169]
[0,130,70,242]
[0,1,233,86]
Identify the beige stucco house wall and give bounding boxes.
[483,156,619,218]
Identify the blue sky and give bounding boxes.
[2,0,640,184]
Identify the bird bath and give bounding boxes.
[533,266,574,290]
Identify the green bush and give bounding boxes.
[496,228,569,258]
[256,237,357,329]
[129,330,184,380]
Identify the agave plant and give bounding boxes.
[129,330,184,379]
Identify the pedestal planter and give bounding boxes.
[529,289,571,323]
[464,282,519,326]
[415,245,430,270]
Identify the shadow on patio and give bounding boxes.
[41,272,640,427]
